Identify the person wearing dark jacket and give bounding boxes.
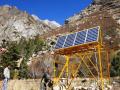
[41,67,53,90]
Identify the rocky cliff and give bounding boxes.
[43,0,120,49]
[0,5,60,45]
[68,0,120,23]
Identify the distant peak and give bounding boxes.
[3,5,11,8]
[31,14,41,21]
[51,20,61,27]
[43,19,61,28]
[32,14,61,28]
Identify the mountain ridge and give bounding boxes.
[0,5,60,45]
[40,0,120,50]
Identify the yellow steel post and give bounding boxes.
[98,44,104,90]
[65,55,69,78]
[98,26,103,45]
[65,55,70,85]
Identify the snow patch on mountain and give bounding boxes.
[3,5,11,8]
[32,14,61,29]
[43,19,61,28]
[31,14,41,21]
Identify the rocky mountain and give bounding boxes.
[33,0,120,79]
[0,0,120,78]
[67,0,120,48]
[42,0,120,50]
[0,5,60,45]
[68,0,120,24]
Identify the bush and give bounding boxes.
[0,36,47,79]
[110,51,120,77]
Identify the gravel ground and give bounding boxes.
[0,78,119,90]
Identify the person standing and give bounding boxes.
[41,67,53,90]
[2,65,10,90]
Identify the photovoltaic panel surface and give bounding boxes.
[85,28,99,43]
[54,36,66,49]
[64,33,76,48]
[54,27,99,49]
[74,30,87,45]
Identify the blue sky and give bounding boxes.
[0,0,93,24]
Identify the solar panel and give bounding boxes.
[74,30,87,45]
[64,33,76,48]
[54,27,99,50]
[85,27,99,43]
[55,36,66,49]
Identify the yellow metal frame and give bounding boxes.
[53,26,110,90]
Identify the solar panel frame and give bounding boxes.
[54,26,100,50]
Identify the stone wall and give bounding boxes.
[0,79,40,90]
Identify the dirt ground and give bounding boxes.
[0,78,119,90]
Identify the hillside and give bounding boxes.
[0,5,60,45]
[41,0,120,50]
[0,0,119,79]
[27,0,120,78]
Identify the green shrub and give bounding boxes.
[110,51,120,77]
[0,36,47,79]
